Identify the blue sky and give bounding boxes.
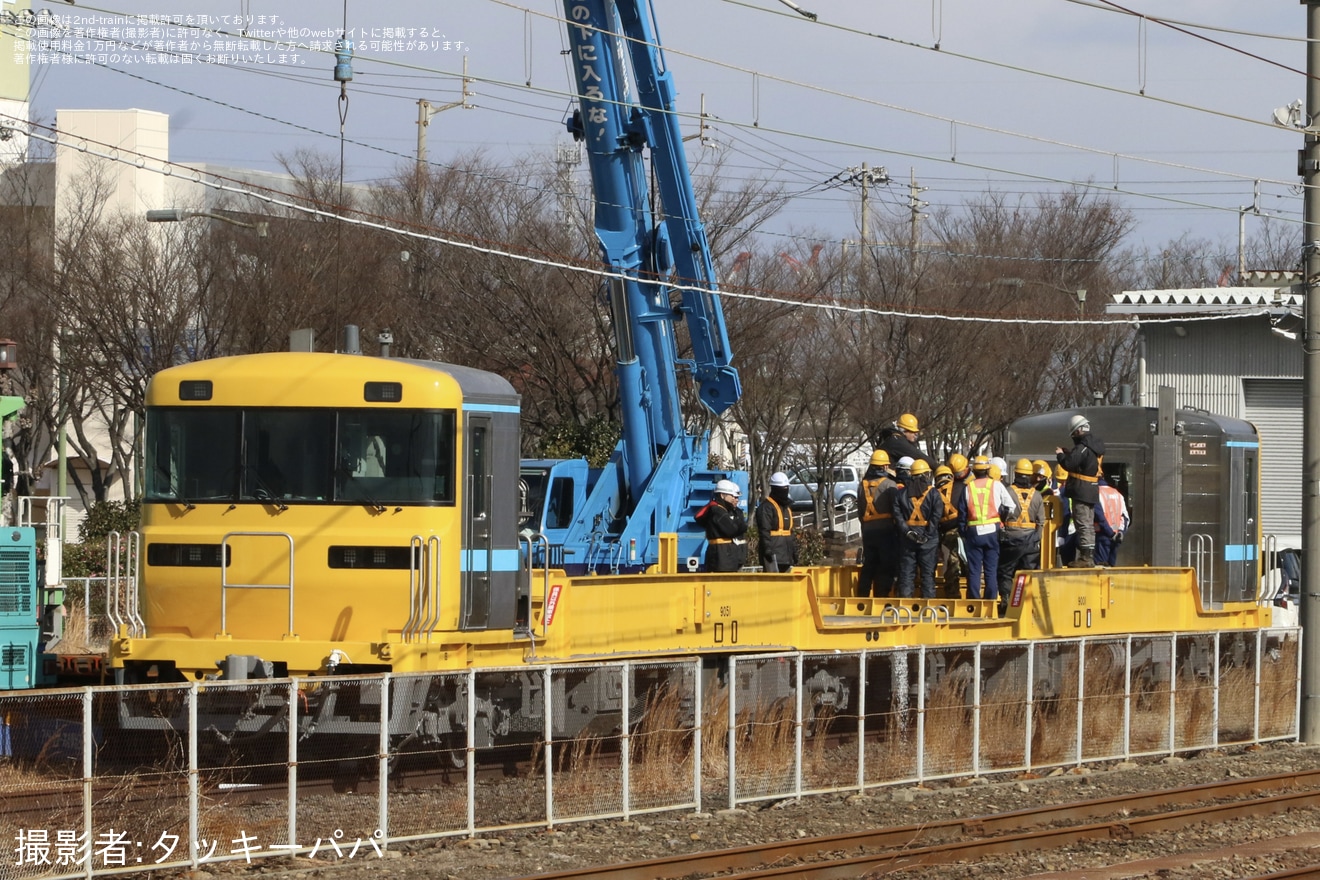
[17,0,1307,255]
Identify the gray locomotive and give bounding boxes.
[1005,388,1260,607]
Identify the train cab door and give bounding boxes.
[462,415,492,629]
[1101,446,1143,566]
[1224,443,1259,603]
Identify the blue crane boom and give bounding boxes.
[518,0,746,574]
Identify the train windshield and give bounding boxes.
[145,407,456,505]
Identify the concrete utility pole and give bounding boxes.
[416,56,473,174]
[1303,0,1320,744]
[842,162,888,283]
[908,168,927,271]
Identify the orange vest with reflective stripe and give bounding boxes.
[907,486,934,527]
[1098,485,1125,530]
[861,477,895,523]
[937,481,959,525]
[1007,485,1037,529]
[967,478,998,526]
[765,499,794,536]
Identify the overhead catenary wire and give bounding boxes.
[3,30,1134,267]
[3,114,1276,331]
[24,2,1307,204]
[5,2,1299,269]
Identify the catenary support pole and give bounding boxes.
[1302,0,1320,744]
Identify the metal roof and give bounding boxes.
[1109,286,1302,316]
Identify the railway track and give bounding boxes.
[507,769,1320,880]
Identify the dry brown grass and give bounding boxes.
[922,673,974,777]
[1217,661,1258,745]
[629,685,696,806]
[1080,646,1128,759]
[1260,637,1300,739]
[980,687,1029,771]
[1032,653,1081,768]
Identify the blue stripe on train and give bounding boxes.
[462,404,519,414]
[460,548,521,572]
[1224,544,1257,562]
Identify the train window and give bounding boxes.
[545,477,575,530]
[335,409,456,505]
[241,410,335,501]
[145,408,240,503]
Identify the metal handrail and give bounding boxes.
[105,530,144,637]
[519,531,552,638]
[403,535,424,642]
[1186,533,1216,608]
[1261,533,1279,604]
[220,531,295,637]
[419,535,441,639]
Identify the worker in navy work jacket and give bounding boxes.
[1056,414,1105,568]
[893,459,944,599]
[696,479,748,572]
[756,472,799,572]
[856,449,902,602]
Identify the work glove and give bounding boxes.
[906,530,923,543]
[1114,531,1124,545]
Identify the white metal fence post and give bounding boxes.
[857,650,867,792]
[972,643,982,778]
[544,666,555,828]
[1254,631,1262,742]
[1124,635,1133,760]
[83,688,93,880]
[467,668,477,835]
[288,678,298,855]
[189,683,199,872]
[378,674,390,844]
[1076,638,1085,766]
[794,653,804,799]
[1169,634,1178,756]
[692,658,702,811]
[1212,632,1221,749]
[727,656,737,811]
[621,662,631,820]
[1025,642,1035,771]
[916,647,926,783]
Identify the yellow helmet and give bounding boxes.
[869,449,891,467]
[948,453,968,473]
[909,459,932,477]
[1032,459,1050,478]
[972,455,991,472]
[989,464,1003,481]
[1054,464,1068,481]
[935,464,953,482]
[1014,458,1034,476]
[897,413,919,433]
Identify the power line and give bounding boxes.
[5,115,1272,330]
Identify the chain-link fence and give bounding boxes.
[0,629,1300,879]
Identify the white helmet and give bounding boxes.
[1068,414,1090,435]
[990,456,1007,477]
[715,479,740,498]
[896,456,915,470]
[769,471,790,488]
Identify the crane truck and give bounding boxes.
[519,0,749,574]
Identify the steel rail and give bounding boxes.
[509,768,1320,880]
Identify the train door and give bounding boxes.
[462,415,492,629]
[1224,443,1259,603]
[1101,445,1144,567]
